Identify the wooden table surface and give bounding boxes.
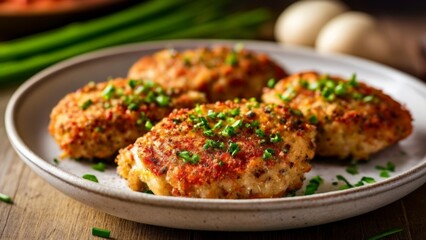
[1,13,426,240]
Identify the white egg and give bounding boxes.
[316,12,398,67]
[275,0,347,46]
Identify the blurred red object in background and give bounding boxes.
[0,0,134,40]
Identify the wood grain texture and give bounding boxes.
[1,16,426,240]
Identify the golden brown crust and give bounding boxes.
[262,71,413,160]
[116,100,316,199]
[128,46,287,102]
[49,78,206,159]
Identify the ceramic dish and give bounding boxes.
[5,40,426,231]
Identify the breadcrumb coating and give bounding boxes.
[128,46,287,102]
[262,71,413,160]
[49,78,206,159]
[116,99,316,199]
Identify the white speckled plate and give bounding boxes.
[5,40,426,231]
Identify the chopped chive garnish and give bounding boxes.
[267,78,276,88]
[145,120,153,130]
[81,99,93,110]
[220,125,235,137]
[367,227,403,240]
[363,95,374,103]
[213,120,223,130]
[228,142,240,156]
[92,162,106,172]
[225,52,238,66]
[144,91,155,103]
[353,92,363,100]
[334,82,346,95]
[154,86,165,94]
[217,112,226,119]
[83,174,98,183]
[375,162,395,172]
[207,110,217,119]
[134,85,145,95]
[53,158,60,165]
[136,113,147,125]
[255,128,265,138]
[360,176,376,183]
[194,117,209,129]
[300,79,309,88]
[386,162,395,172]
[0,193,13,204]
[336,175,353,189]
[308,81,319,90]
[304,176,323,195]
[115,87,125,96]
[262,148,275,160]
[308,115,318,124]
[279,87,295,102]
[375,162,395,178]
[127,102,139,111]
[354,176,376,186]
[203,129,214,137]
[155,95,170,107]
[102,85,115,99]
[250,120,260,128]
[346,165,358,175]
[203,140,213,149]
[231,119,243,128]
[270,134,282,143]
[321,87,333,99]
[349,73,358,87]
[325,80,336,89]
[229,108,240,117]
[178,151,200,164]
[380,171,390,178]
[128,79,137,88]
[204,139,224,150]
[92,227,111,239]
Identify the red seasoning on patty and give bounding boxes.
[116,99,316,199]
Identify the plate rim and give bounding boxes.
[5,39,426,211]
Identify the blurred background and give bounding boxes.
[0,0,425,84]
[1,0,425,40]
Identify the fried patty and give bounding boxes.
[262,71,413,160]
[128,46,287,102]
[49,78,206,159]
[116,99,316,199]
